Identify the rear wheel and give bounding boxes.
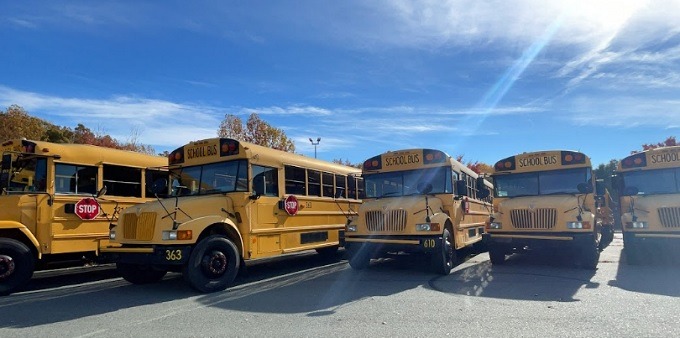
[183,235,240,293]
[0,238,35,295]
[117,263,167,284]
[431,229,455,275]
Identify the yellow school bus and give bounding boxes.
[616,146,680,264]
[102,137,362,293]
[485,150,610,269]
[0,139,167,295]
[344,148,492,274]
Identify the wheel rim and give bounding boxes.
[444,234,453,268]
[0,255,15,280]
[201,250,228,278]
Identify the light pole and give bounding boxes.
[309,137,321,158]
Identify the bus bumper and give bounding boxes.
[100,245,192,266]
[623,231,680,247]
[344,235,442,255]
[483,232,595,251]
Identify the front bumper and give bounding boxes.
[344,234,443,255]
[483,231,595,251]
[100,245,193,266]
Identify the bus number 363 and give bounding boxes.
[165,249,182,261]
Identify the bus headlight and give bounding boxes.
[162,230,192,240]
[489,222,502,229]
[109,230,116,240]
[346,225,357,232]
[567,222,583,229]
[627,222,648,229]
[416,223,440,231]
[567,221,592,229]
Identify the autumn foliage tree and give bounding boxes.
[218,113,295,152]
[635,136,677,153]
[455,155,493,175]
[1,105,156,155]
[0,105,48,141]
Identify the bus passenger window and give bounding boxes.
[285,165,306,195]
[253,165,279,197]
[322,172,334,197]
[308,169,321,196]
[55,164,97,195]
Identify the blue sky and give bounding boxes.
[2,1,679,167]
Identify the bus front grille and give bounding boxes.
[122,212,157,240]
[658,207,680,228]
[365,209,407,232]
[510,208,557,229]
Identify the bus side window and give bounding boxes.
[284,165,306,195]
[253,165,279,197]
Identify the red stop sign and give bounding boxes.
[75,198,101,220]
[283,195,299,216]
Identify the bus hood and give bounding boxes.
[120,195,237,225]
[360,196,444,221]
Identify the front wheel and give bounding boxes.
[0,238,35,296]
[117,263,167,284]
[183,235,240,293]
[430,229,456,275]
[488,247,506,265]
[577,238,600,270]
[347,245,371,270]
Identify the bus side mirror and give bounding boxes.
[577,183,593,194]
[1,154,10,169]
[417,182,433,195]
[595,179,605,197]
[478,188,490,199]
[623,186,639,196]
[151,178,168,195]
[455,180,468,197]
[611,174,622,191]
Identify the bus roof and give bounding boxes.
[618,146,680,171]
[169,138,360,175]
[361,148,483,178]
[1,139,166,168]
[492,150,591,174]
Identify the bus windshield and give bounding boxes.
[622,168,680,195]
[364,166,452,198]
[2,154,48,193]
[494,167,591,198]
[170,159,248,196]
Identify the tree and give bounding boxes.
[218,113,295,152]
[455,155,493,175]
[634,136,677,153]
[594,159,619,197]
[332,158,362,168]
[0,105,47,141]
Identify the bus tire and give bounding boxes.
[347,245,371,270]
[599,225,614,251]
[577,240,599,270]
[117,263,167,284]
[0,238,35,296]
[624,239,642,265]
[183,235,240,293]
[430,228,455,275]
[488,247,506,265]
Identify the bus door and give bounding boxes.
[251,165,282,255]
